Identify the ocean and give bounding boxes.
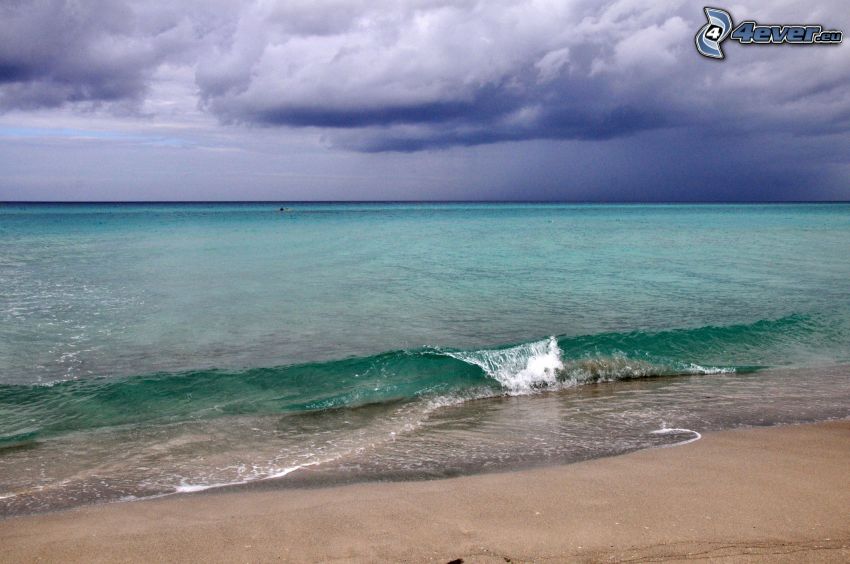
[1,202,849,515]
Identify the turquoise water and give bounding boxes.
[1,203,850,514]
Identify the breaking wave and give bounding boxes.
[0,313,836,442]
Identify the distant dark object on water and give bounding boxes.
[279,207,293,212]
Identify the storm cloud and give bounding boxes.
[0,0,848,200]
[0,0,204,110]
[194,0,694,150]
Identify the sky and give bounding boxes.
[0,0,848,202]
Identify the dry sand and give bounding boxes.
[1,421,848,563]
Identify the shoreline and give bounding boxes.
[2,421,849,562]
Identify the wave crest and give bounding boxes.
[7,313,821,440]
[443,337,564,393]
[444,339,734,393]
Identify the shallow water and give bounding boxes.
[2,364,848,515]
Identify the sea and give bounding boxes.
[1,202,849,516]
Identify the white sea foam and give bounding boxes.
[446,338,734,394]
[444,337,564,393]
[684,364,735,375]
[650,427,702,447]
[174,461,322,494]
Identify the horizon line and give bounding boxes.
[2,200,850,205]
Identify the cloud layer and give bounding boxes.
[1,0,848,152]
[0,1,848,202]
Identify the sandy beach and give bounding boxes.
[2,421,848,563]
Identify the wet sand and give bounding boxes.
[1,421,848,563]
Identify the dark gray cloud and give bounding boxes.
[0,0,209,110]
[189,0,850,153]
[196,0,688,149]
